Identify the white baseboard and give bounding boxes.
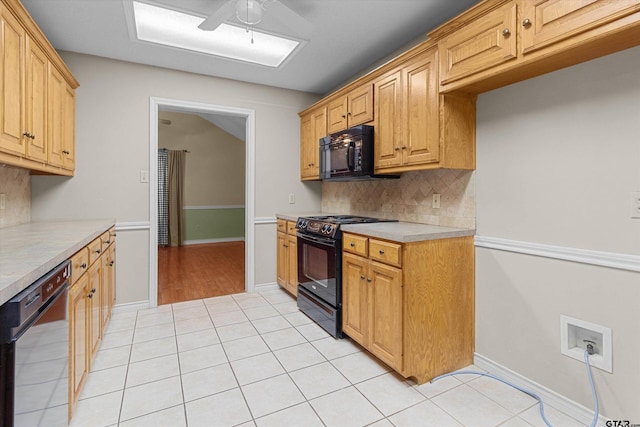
[183,237,245,245]
[474,353,608,426]
[253,282,280,293]
[112,301,150,314]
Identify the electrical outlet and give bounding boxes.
[631,191,640,219]
[0,193,5,210]
[560,315,612,372]
[432,193,441,209]
[288,193,295,204]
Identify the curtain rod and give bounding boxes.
[159,148,190,153]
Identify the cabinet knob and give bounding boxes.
[87,293,93,299]
[80,263,87,269]
[95,249,101,254]
[401,146,407,150]
[522,18,532,28]
[502,28,511,37]
[350,242,355,247]
[62,150,70,155]
[367,278,372,283]
[91,288,96,293]
[341,115,346,119]
[360,275,366,280]
[109,261,114,267]
[22,132,33,139]
[283,244,288,248]
[394,147,400,151]
[379,249,385,255]
[347,112,352,116]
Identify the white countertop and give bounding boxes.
[341,222,475,243]
[0,220,115,305]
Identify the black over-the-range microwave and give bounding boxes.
[319,125,399,181]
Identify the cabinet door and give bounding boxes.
[439,2,517,85]
[286,234,298,296]
[403,51,440,166]
[276,231,287,287]
[368,260,403,371]
[520,0,640,54]
[374,70,403,170]
[47,64,65,167]
[327,96,347,134]
[88,261,102,362]
[62,83,75,170]
[69,273,89,406]
[0,7,25,156]
[108,244,116,310]
[342,253,368,346]
[300,107,324,180]
[100,252,111,332]
[347,84,374,127]
[25,36,47,162]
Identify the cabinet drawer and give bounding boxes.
[277,219,287,233]
[87,237,103,265]
[70,247,89,284]
[100,231,112,248]
[343,234,368,256]
[369,239,402,267]
[287,221,297,235]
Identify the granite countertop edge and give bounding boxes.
[0,220,115,306]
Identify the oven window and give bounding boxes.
[303,244,331,288]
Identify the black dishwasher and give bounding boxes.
[0,260,71,427]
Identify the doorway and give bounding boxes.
[148,97,256,308]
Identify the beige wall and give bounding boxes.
[31,52,322,305]
[158,111,245,206]
[475,46,640,418]
[0,166,31,228]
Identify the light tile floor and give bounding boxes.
[71,288,585,427]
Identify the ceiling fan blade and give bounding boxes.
[265,1,313,39]
[198,0,237,31]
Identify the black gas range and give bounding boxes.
[295,214,396,338]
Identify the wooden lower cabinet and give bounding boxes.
[68,227,116,420]
[276,219,298,296]
[342,232,474,384]
[343,253,403,371]
[69,272,89,411]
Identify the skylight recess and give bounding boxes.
[132,1,300,68]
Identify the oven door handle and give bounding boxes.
[297,232,337,247]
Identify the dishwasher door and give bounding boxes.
[0,261,70,427]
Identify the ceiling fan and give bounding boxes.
[198,0,312,38]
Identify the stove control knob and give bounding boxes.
[326,225,334,234]
[321,224,329,233]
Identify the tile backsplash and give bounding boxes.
[322,169,475,229]
[0,165,31,228]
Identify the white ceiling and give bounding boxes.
[21,0,478,95]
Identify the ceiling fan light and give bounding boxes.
[236,0,263,25]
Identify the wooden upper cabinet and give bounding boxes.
[300,106,326,180]
[520,0,640,54]
[435,0,640,92]
[25,35,47,163]
[439,2,517,85]
[374,46,445,173]
[327,84,373,134]
[0,0,78,175]
[0,6,25,156]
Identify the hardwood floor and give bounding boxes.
[158,241,245,306]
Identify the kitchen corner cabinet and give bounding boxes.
[374,45,476,173]
[0,0,79,175]
[326,84,374,134]
[68,227,116,419]
[276,219,298,296]
[436,0,640,93]
[299,106,326,181]
[342,232,475,384]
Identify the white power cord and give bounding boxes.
[431,350,600,427]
